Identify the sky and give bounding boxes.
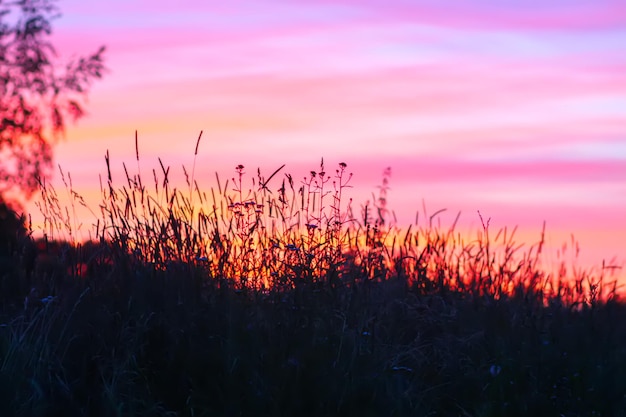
[21,0,626,279]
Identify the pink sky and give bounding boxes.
[24,0,626,280]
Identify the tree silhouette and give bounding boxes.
[0,0,106,204]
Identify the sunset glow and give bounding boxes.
[24,0,626,277]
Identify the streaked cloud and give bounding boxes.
[23,0,626,272]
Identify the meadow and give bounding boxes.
[0,133,624,416]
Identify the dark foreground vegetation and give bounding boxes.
[0,140,624,416]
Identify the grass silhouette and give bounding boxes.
[0,131,624,416]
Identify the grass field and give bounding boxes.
[0,133,624,416]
